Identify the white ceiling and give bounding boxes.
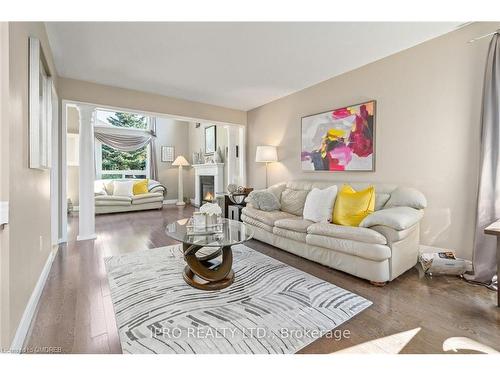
[46,22,463,111]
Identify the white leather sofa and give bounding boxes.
[94,179,166,214]
[241,180,427,284]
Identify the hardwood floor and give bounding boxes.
[25,205,500,354]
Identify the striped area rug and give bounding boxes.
[105,244,372,354]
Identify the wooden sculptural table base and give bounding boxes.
[182,242,234,290]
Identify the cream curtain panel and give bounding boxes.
[94,129,153,151]
[468,34,500,287]
[94,118,159,180]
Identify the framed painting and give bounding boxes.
[301,100,376,172]
[204,125,216,155]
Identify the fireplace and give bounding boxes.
[200,176,215,204]
[193,163,224,207]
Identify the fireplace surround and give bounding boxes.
[192,163,224,207]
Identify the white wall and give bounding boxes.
[247,22,500,260]
[3,21,59,348]
[155,118,191,201]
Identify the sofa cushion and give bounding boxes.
[333,185,375,226]
[241,214,274,233]
[360,207,424,231]
[384,187,427,210]
[245,190,281,211]
[303,186,338,222]
[267,183,287,201]
[307,222,387,245]
[280,188,309,216]
[370,224,418,243]
[306,234,391,261]
[274,218,314,233]
[241,207,296,227]
[375,193,391,211]
[273,227,307,243]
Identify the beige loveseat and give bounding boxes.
[94,179,166,214]
[241,181,427,283]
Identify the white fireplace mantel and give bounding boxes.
[193,163,224,207]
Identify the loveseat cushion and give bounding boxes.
[131,192,164,205]
[274,218,314,233]
[95,195,132,206]
[280,188,309,216]
[241,207,296,227]
[359,207,424,231]
[131,192,163,201]
[306,234,391,261]
[95,195,131,202]
[307,222,387,245]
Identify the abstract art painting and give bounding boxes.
[301,100,375,172]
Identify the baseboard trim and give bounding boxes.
[163,199,178,205]
[76,233,97,241]
[10,247,58,353]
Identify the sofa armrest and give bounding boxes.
[360,207,423,231]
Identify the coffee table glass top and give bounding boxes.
[166,218,253,247]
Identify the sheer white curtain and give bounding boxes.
[467,34,500,288]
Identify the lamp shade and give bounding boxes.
[172,155,190,166]
[255,145,278,163]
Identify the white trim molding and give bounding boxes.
[163,199,178,205]
[10,247,58,353]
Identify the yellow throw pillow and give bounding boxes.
[133,179,149,195]
[332,185,375,226]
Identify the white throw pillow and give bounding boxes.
[94,180,107,196]
[303,186,338,223]
[113,180,134,197]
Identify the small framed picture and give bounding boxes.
[161,146,174,162]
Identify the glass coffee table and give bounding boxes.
[166,218,253,290]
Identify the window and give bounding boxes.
[96,110,148,129]
[95,111,150,179]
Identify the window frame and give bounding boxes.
[95,140,150,180]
